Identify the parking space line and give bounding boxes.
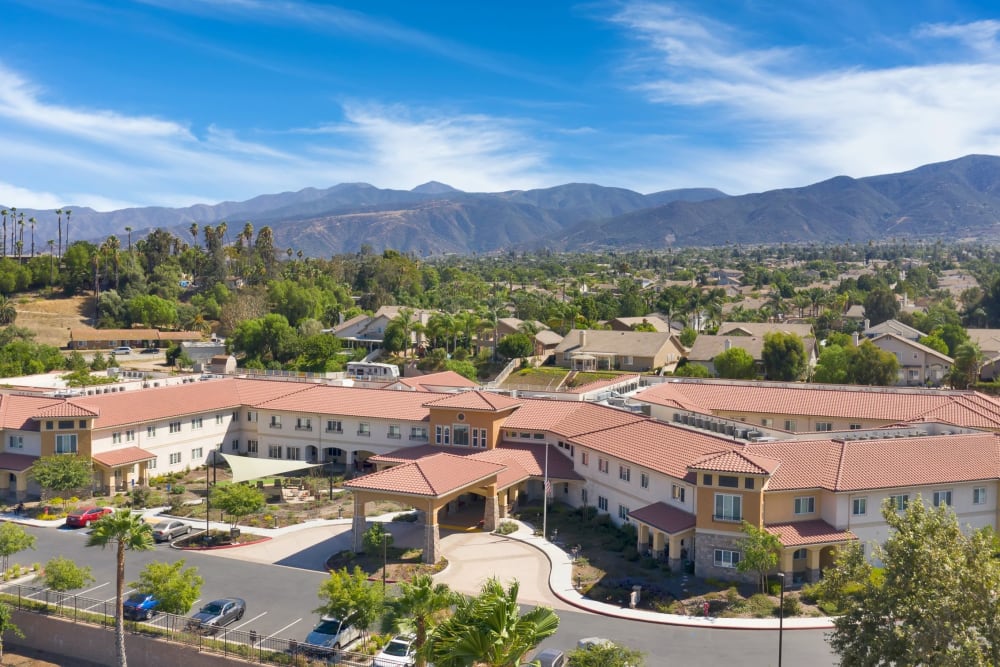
[23,587,50,599]
[79,582,110,595]
[270,618,302,637]
[232,611,267,630]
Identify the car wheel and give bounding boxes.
[237,609,244,620]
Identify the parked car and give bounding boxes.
[152,519,190,542]
[113,346,132,355]
[303,616,362,654]
[187,597,245,633]
[373,634,416,667]
[122,592,160,621]
[65,506,113,528]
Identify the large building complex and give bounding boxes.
[2,374,999,583]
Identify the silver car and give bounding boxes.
[303,616,362,654]
[151,520,189,542]
[187,597,245,634]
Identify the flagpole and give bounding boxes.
[542,442,549,541]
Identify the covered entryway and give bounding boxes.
[768,520,856,583]
[0,454,38,501]
[628,502,697,572]
[92,447,157,495]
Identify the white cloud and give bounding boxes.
[915,20,1000,58]
[0,182,65,210]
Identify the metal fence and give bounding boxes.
[0,583,380,666]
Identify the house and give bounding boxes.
[553,330,684,372]
[862,319,925,342]
[869,333,953,386]
[609,316,672,333]
[68,329,204,351]
[686,323,818,377]
[328,306,436,351]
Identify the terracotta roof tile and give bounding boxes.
[69,379,249,429]
[689,450,781,475]
[501,400,647,439]
[628,502,696,533]
[0,453,38,471]
[393,371,479,390]
[33,402,99,418]
[344,453,505,497]
[0,395,66,430]
[92,447,156,468]
[424,391,522,412]
[256,384,432,421]
[766,520,855,547]
[565,374,641,395]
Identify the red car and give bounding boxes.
[65,506,113,528]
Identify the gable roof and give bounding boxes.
[344,452,504,497]
[718,322,814,338]
[870,333,954,363]
[689,450,781,475]
[554,329,677,358]
[628,502,696,534]
[424,391,522,412]
[766,520,855,547]
[390,371,480,391]
[863,318,924,340]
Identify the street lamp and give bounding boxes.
[776,572,785,667]
[382,531,388,591]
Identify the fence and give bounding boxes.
[0,583,379,666]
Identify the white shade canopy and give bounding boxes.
[218,452,322,484]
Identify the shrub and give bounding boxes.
[780,593,802,617]
[623,546,641,562]
[495,520,519,535]
[169,484,186,495]
[768,580,782,596]
[799,582,821,604]
[391,512,418,523]
[726,586,741,606]
[746,593,777,618]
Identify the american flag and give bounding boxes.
[544,480,553,497]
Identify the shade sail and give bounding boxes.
[218,452,322,483]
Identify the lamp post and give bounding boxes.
[776,572,785,667]
[382,531,388,592]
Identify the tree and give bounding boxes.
[829,495,1000,665]
[316,566,385,640]
[566,642,645,667]
[131,560,203,615]
[29,455,93,499]
[86,510,155,667]
[713,346,756,379]
[425,578,559,667]
[382,574,460,667]
[210,483,266,529]
[43,556,95,591]
[736,521,781,594]
[761,331,806,381]
[847,340,900,386]
[0,296,16,325]
[362,522,394,555]
[497,333,534,360]
[952,341,984,389]
[918,334,949,356]
[0,602,23,662]
[679,327,697,347]
[813,344,851,384]
[863,287,900,325]
[0,523,35,573]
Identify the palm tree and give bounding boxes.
[46,240,55,288]
[1,209,7,257]
[0,296,16,325]
[425,578,559,667]
[189,222,199,248]
[28,217,35,257]
[85,511,154,667]
[391,308,418,357]
[16,215,24,257]
[64,209,72,251]
[383,575,459,667]
[55,209,62,259]
[124,226,133,253]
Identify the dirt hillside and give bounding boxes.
[12,294,95,348]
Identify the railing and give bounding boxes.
[0,583,379,665]
[713,514,742,522]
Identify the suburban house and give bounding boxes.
[68,329,204,351]
[609,316,673,333]
[553,330,684,372]
[684,323,818,377]
[967,329,1000,381]
[868,333,953,386]
[328,306,435,351]
[862,319,924,341]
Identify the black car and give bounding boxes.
[187,597,246,633]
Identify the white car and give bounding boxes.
[374,634,416,667]
[113,346,132,356]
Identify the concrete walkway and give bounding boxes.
[2,509,835,630]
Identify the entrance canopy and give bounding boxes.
[218,453,321,483]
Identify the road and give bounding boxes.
[11,524,840,665]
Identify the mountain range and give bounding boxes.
[5,154,1000,256]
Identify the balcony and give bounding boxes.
[357,430,370,437]
[387,433,401,439]
[713,514,742,523]
[295,426,313,432]
[270,423,282,429]
[409,434,428,441]
[326,427,343,434]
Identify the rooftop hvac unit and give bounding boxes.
[673,414,681,423]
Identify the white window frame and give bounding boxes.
[268,445,283,459]
[286,446,301,460]
[933,490,952,507]
[890,494,909,511]
[672,484,686,503]
[597,495,608,511]
[126,429,135,442]
[852,497,867,516]
[169,452,181,465]
[974,487,987,505]
[169,421,181,434]
[191,447,203,460]
[714,549,741,568]
[191,417,203,429]
[111,432,121,445]
[270,415,282,429]
[598,458,609,474]
[55,434,77,454]
[619,465,631,482]
[714,493,742,522]
[618,504,630,520]
[640,472,649,489]
[247,440,258,454]
[794,496,816,515]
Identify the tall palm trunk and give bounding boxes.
[115,540,127,666]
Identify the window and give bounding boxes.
[744,478,755,490]
[45,421,53,430]
[619,466,631,482]
[79,420,87,429]
[672,485,686,503]
[58,420,73,430]
[268,445,283,459]
[849,424,862,430]
[471,428,487,448]
[793,548,807,560]
[169,421,181,433]
[358,423,371,437]
[453,425,469,446]
[703,474,713,486]
[169,452,181,465]
[933,490,952,507]
[618,505,630,520]
[581,452,589,466]
[216,414,224,425]
[147,457,157,470]
[111,432,121,445]
[714,494,742,522]
[191,417,203,429]
[7,435,22,449]
[270,415,282,429]
[296,417,312,431]
[598,458,609,474]
[533,433,545,440]
[597,496,608,512]
[191,447,203,460]
[794,497,815,515]
[641,473,649,489]
[784,420,797,431]
[231,439,239,451]
[761,418,773,427]
[816,422,833,432]
[974,487,987,505]
[581,488,588,504]
[410,426,427,440]
[718,475,739,488]
[889,494,909,511]
[714,549,741,568]
[327,420,343,433]
[852,497,867,516]
[247,411,257,422]
[126,430,135,442]
[247,440,258,454]
[388,425,401,439]
[147,426,156,438]
[286,447,301,460]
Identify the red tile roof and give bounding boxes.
[425,391,522,412]
[393,371,479,390]
[0,395,65,430]
[0,453,38,471]
[33,402,99,419]
[766,520,855,547]
[565,374,641,395]
[92,447,156,468]
[71,379,249,429]
[689,450,781,475]
[255,384,432,421]
[501,400,648,439]
[628,502,696,534]
[344,452,505,497]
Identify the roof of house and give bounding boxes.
[344,452,504,497]
[717,322,814,338]
[390,371,480,391]
[0,395,64,430]
[0,452,37,471]
[554,329,678,358]
[870,333,954,363]
[534,330,564,346]
[92,447,157,468]
[69,329,201,342]
[628,502,696,534]
[686,335,768,362]
[256,384,432,421]
[424,391,522,412]
[863,319,925,340]
[689,450,781,475]
[966,329,1000,355]
[611,316,672,333]
[766,520,855,547]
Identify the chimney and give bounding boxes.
[580,330,587,348]
[724,339,731,351]
[852,332,860,347]
[864,318,870,331]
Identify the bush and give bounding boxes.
[780,593,802,617]
[622,546,640,562]
[799,582,821,604]
[169,484,186,495]
[746,593,777,618]
[495,520,519,536]
[390,512,417,523]
[768,580,782,596]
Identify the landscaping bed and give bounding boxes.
[324,547,447,581]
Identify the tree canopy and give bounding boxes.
[131,560,203,615]
[29,455,93,497]
[210,483,266,529]
[713,346,756,379]
[762,331,807,381]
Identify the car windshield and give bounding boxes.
[313,619,342,634]
[201,603,223,615]
[125,594,147,604]
[383,640,410,656]
[69,509,89,517]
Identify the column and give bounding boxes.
[483,486,499,532]
[807,547,822,582]
[0,472,10,497]
[499,489,509,519]
[780,547,795,580]
[637,524,650,554]
[14,473,27,501]
[665,534,680,571]
[424,500,440,564]
[351,494,367,553]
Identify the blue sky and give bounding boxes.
[3,0,1000,211]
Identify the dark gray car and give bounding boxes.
[187,597,245,633]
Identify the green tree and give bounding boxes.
[829,496,1000,666]
[126,294,177,328]
[42,556,95,591]
[0,296,16,325]
[761,331,807,381]
[0,523,35,573]
[130,560,203,615]
[316,566,385,641]
[713,346,756,379]
[951,341,984,389]
[86,510,155,667]
[497,333,534,360]
[382,574,461,667]
[0,602,23,662]
[736,521,781,594]
[566,642,645,667]
[679,327,698,347]
[813,344,851,384]
[362,522,394,555]
[862,286,900,326]
[210,483,266,529]
[847,340,900,386]
[425,578,559,667]
[918,334,949,356]
[29,455,93,499]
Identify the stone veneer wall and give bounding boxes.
[694,532,756,583]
